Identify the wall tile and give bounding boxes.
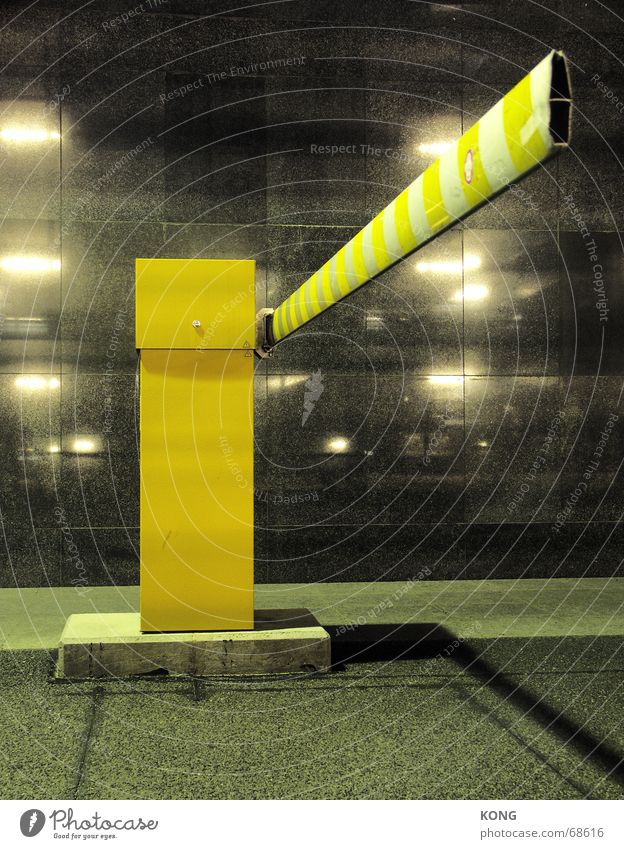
[363,374,465,524]
[0,1,60,69]
[0,526,60,587]
[558,376,624,523]
[559,231,624,375]
[0,218,61,372]
[463,522,563,580]
[61,221,163,374]
[362,229,464,376]
[163,71,267,224]
[60,526,139,587]
[364,82,462,214]
[60,69,166,222]
[266,224,367,373]
[461,25,560,88]
[464,377,563,522]
[464,229,560,376]
[558,82,624,230]
[0,68,61,219]
[59,374,139,527]
[362,27,461,86]
[264,372,371,526]
[0,373,61,528]
[266,79,367,226]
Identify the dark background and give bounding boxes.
[1,0,623,588]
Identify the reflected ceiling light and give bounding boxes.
[453,283,489,302]
[73,438,97,454]
[478,440,489,448]
[416,254,481,274]
[1,255,61,273]
[418,142,453,156]
[15,375,59,390]
[284,375,307,387]
[328,437,349,453]
[2,316,49,340]
[366,315,385,332]
[48,443,60,454]
[427,375,464,385]
[0,127,60,142]
[518,286,539,298]
[268,375,307,390]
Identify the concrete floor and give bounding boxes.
[1,579,623,799]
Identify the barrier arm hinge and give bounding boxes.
[255,307,275,358]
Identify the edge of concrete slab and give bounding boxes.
[56,609,332,679]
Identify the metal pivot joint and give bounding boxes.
[255,307,275,358]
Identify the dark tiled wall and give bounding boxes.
[1,0,623,588]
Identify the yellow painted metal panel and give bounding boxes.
[135,257,256,350]
[139,348,254,632]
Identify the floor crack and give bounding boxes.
[70,686,103,799]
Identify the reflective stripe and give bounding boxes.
[439,141,466,223]
[394,187,417,253]
[422,159,450,232]
[360,221,378,279]
[371,212,391,270]
[478,98,516,192]
[503,72,549,175]
[406,175,433,246]
[320,260,332,308]
[351,229,372,282]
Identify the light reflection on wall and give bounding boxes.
[327,436,349,453]
[267,375,308,389]
[71,436,102,454]
[427,375,464,385]
[453,283,489,302]
[417,142,454,156]
[1,255,61,273]
[0,127,60,142]
[2,317,50,338]
[14,375,59,390]
[416,254,481,274]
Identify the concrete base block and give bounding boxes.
[56,609,331,679]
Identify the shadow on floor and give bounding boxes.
[452,639,624,790]
[326,622,453,665]
[328,623,624,790]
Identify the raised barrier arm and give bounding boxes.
[258,50,571,355]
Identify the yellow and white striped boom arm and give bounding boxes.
[262,50,571,351]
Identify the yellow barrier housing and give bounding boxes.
[136,258,256,632]
[134,52,573,634]
[268,50,572,347]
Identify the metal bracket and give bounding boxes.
[255,308,274,358]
